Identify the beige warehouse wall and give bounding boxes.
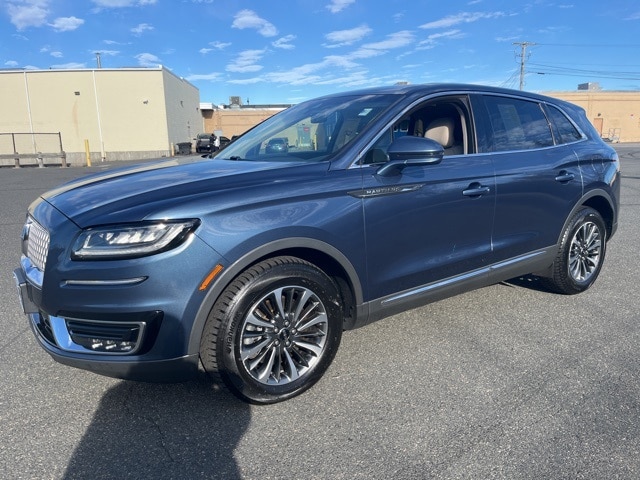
[547,91,640,143]
[0,73,31,131]
[93,70,169,153]
[6,70,101,155]
[0,67,201,165]
[162,69,202,146]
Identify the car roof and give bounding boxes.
[311,83,570,108]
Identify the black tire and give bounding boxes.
[541,207,607,295]
[199,256,343,404]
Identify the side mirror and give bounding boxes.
[376,136,444,177]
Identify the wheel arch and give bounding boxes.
[187,237,363,355]
[581,191,616,239]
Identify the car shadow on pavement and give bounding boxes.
[62,371,249,480]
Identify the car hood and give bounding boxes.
[38,157,327,227]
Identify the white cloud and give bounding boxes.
[93,49,119,56]
[272,35,296,50]
[131,23,153,35]
[185,72,222,81]
[49,16,84,32]
[227,77,264,85]
[51,62,86,69]
[92,0,156,6]
[495,35,520,42]
[226,49,266,73]
[50,51,63,57]
[199,48,213,55]
[93,0,135,5]
[5,60,19,67]
[324,25,372,48]
[326,0,355,14]
[417,29,465,49]
[419,11,507,29]
[351,30,415,59]
[232,9,277,37]
[7,0,50,30]
[135,52,161,67]
[209,41,231,50]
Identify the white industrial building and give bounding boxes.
[0,66,201,166]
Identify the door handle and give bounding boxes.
[555,171,575,183]
[463,183,491,197]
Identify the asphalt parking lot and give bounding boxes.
[1,145,639,479]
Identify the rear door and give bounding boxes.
[471,94,584,263]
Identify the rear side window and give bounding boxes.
[480,96,554,152]
[545,105,583,145]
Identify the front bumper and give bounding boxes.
[14,266,201,382]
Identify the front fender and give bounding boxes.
[186,236,364,356]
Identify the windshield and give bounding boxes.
[215,94,398,162]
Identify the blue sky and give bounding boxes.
[2,0,640,105]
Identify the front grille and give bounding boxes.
[26,217,50,272]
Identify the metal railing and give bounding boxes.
[0,132,67,167]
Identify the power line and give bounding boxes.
[535,43,640,48]
[506,42,640,87]
[528,63,640,81]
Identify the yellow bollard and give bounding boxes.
[84,139,92,167]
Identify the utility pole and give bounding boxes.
[95,52,102,69]
[513,41,536,90]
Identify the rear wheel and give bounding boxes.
[200,256,342,404]
[541,207,607,295]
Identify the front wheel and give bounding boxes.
[541,207,607,295]
[200,256,343,404]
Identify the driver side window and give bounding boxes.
[361,96,472,165]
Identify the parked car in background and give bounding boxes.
[195,133,212,153]
[14,84,620,404]
[265,137,289,153]
[219,136,231,150]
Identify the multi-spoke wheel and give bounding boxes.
[541,207,607,295]
[240,285,329,385]
[568,220,602,283]
[200,256,342,404]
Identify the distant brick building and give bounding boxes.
[199,102,290,140]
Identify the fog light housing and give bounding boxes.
[66,320,142,354]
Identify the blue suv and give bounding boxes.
[14,84,620,403]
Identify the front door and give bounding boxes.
[361,154,495,301]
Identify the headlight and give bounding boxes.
[72,220,200,260]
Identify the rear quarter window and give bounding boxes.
[545,104,583,145]
[480,95,554,152]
